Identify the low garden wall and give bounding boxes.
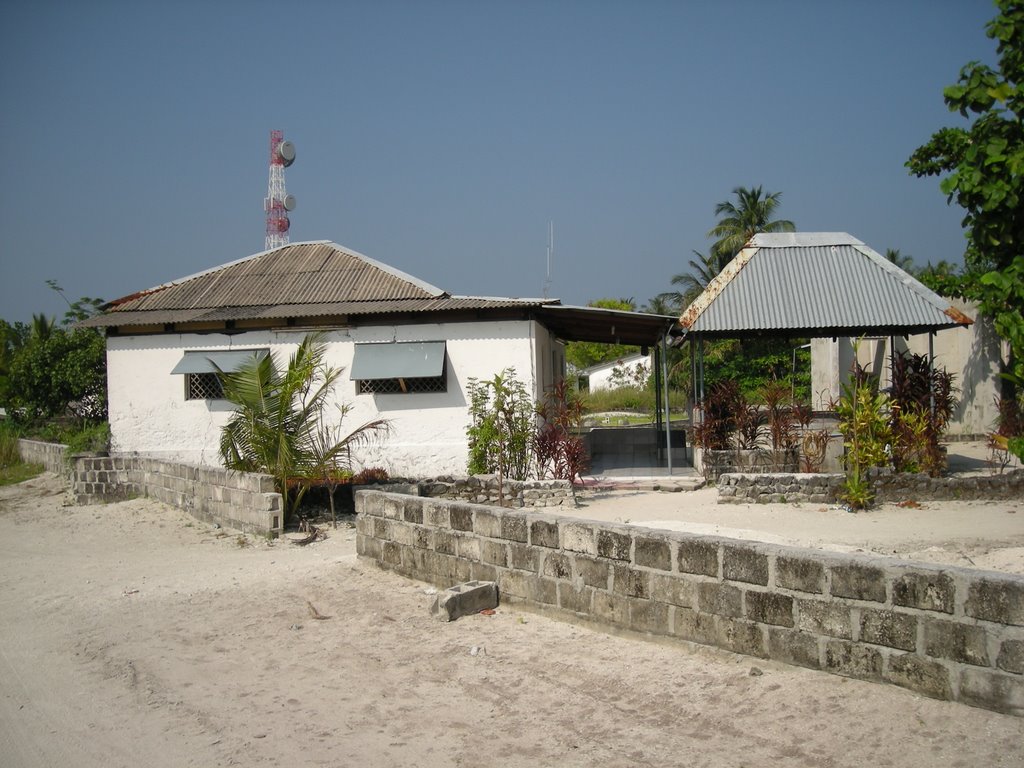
[17,440,284,535]
[356,490,1024,716]
[718,468,1024,504]
[17,439,70,478]
[69,455,283,535]
[417,475,573,508]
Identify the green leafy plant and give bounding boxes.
[907,1,1024,405]
[888,351,957,477]
[466,368,536,495]
[534,378,589,483]
[835,370,893,509]
[693,380,745,452]
[218,332,389,523]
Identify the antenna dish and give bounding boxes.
[283,194,296,211]
[277,140,296,166]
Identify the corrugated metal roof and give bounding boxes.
[80,296,556,328]
[106,241,446,313]
[680,233,972,338]
[81,240,679,346]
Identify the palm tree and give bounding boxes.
[707,186,796,262]
[885,248,917,274]
[667,250,723,308]
[217,332,389,520]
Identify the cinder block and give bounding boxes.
[634,536,672,571]
[596,528,631,560]
[431,580,498,622]
[824,639,883,680]
[698,582,743,618]
[715,616,767,657]
[401,498,424,524]
[423,502,450,528]
[886,653,952,701]
[592,591,629,627]
[481,539,509,567]
[562,522,597,555]
[611,565,650,599]
[678,540,719,577]
[473,510,503,538]
[997,639,1024,674]
[860,609,918,651]
[629,598,670,635]
[649,573,696,608]
[574,556,610,589]
[542,551,573,580]
[892,570,955,614]
[959,667,1024,716]
[508,542,539,572]
[450,505,474,532]
[767,627,821,669]
[673,607,718,646]
[500,513,528,543]
[530,519,559,548]
[965,578,1024,626]
[723,545,769,586]
[830,563,887,603]
[924,619,990,667]
[559,583,594,615]
[745,591,794,627]
[775,555,824,594]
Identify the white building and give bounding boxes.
[580,352,651,391]
[84,241,675,477]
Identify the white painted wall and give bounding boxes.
[809,301,1005,437]
[107,318,559,477]
[583,353,650,391]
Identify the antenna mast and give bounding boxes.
[264,130,297,250]
[543,220,554,299]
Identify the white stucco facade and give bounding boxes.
[809,300,1004,437]
[581,353,651,392]
[107,319,564,477]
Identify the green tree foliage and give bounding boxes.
[3,325,107,422]
[706,185,796,263]
[218,333,388,519]
[907,0,1024,388]
[884,248,917,274]
[466,368,535,484]
[564,298,640,372]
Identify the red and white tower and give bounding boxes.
[264,130,296,250]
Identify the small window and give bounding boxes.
[186,372,225,401]
[170,348,270,402]
[351,341,447,395]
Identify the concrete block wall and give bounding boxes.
[71,455,283,535]
[356,490,1024,716]
[719,468,1024,504]
[417,475,573,508]
[17,439,70,478]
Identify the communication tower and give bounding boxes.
[264,130,296,250]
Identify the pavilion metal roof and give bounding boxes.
[678,232,972,339]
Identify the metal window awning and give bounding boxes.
[350,341,445,380]
[170,349,270,375]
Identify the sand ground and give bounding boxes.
[1,472,1023,768]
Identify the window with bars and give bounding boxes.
[186,372,225,401]
[357,373,447,395]
[351,341,447,396]
[170,348,269,402]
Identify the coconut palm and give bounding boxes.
[707,186,796,262]
[217,332,389,520]
[667,250,723,308]
[885,248,917,274]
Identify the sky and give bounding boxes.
[0,0,1002,324]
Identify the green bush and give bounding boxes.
[0,423,21,469]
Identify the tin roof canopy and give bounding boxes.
[679,233,972,339]
[82,241,677,347]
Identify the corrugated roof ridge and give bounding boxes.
[850,242,972,324]
[678,245,758,330]
[329,242,446,297]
